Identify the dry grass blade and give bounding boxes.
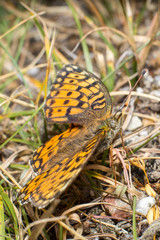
[0,1,159,239]
[26,200,60,240]
[0,166,22,189]
[0,10,45,41]
[111,91,160,103]
[138,11,160,71]
[0,93,35,108]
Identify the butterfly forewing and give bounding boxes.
[44,64,112,125]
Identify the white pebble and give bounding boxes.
[127,116,142,131]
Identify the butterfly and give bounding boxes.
[19,64,122,208]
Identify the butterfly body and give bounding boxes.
[19,64,122,208]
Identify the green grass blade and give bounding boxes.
[0,41,33,102]
[67,0,93,72]
[0,195,5,240]
[0,186,19,240]
[0,102,44,149]
[132,132,160,153]
[98,30,117,57]
[132,195,137,240]
[3,110,36,119]
[21,206,31,236]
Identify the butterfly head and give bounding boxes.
[108,111,123,136]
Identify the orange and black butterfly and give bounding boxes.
[19,64,122,208]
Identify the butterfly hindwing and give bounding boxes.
[19,131,104,208]
[30,126,82,175]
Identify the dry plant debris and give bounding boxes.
[0,1,160,240]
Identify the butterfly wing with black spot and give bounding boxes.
[30,125,82,175]
[19,131,104,208]
[44,64,112,125]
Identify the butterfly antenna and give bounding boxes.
[114,68,148,118]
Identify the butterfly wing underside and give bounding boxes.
[45,64,112,125]
[19,131,104,208]
[30,126,82,175]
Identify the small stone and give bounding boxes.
[154,75,160,87]
[150,90,160,98]
[136,196,155,216]
[139,130,148,136]
[136,87,144,93]
[127,116,142,131]
[146,74,154,83]
[27,67,39,76]
[104,196,132,218]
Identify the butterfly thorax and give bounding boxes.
[98,114,122,149]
